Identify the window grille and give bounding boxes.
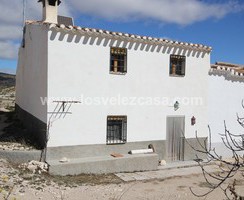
[110,47,127,74]
[170,55,186,76]
[107,116,127,144]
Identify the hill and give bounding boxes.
[0,72,16,111]
[0,72,16,88]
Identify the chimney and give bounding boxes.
[38,0,61,24]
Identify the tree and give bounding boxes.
[190,103,244,200]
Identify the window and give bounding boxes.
[110,47,127,74]
[107,116,127,144]
[170,55,186,76]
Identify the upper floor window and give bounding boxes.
[110,47,127,74]
[107,116,127,144]
[170,55,186,76]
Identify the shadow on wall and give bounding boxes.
[209,71,244,83]
[49,29,208,59]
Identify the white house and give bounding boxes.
[16,0,212,174]
[208,62,244,157]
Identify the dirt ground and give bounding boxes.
[0,158,244,200]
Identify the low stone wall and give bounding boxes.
[0,150,42,164]
[184,137,208,160]
[211,142,242,158]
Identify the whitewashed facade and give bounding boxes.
[16,0,212,163]
[208,62,244,157]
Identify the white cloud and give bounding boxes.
[69,0,243,25]
[0,41,19,60]
[0,25,22,40]
[0,0,71,60]
[0,0,71,25]
[0,0,243,61]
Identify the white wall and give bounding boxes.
[16,23,244,158]
[16,24,48,123]
[46,29,210,147]
[208,74,244,157]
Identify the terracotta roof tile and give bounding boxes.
[25,20,212,53]
[210,62,244,78]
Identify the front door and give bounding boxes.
[166,116,185,161]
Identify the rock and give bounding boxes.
[22,174,34,180]
[27,165,37,173]
[21,160,48,174]
[159,160,167,166]
[0,159,8,163]
[59,157,69,163]
[19,188,25,193]
[0,107,10,112]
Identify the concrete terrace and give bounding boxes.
[116,161,218,182]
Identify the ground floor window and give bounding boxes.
[107,116,127,144]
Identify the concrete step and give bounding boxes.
[47,153,159,176]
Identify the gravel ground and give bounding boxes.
[1,158,244,200]
[0,86,15,112]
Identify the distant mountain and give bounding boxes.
[0,72,16,88]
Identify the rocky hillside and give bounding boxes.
[0,72,16,111]
[0,72,15,88]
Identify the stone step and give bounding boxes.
[47,153,159,176]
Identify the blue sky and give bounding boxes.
[0,0,243,74]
